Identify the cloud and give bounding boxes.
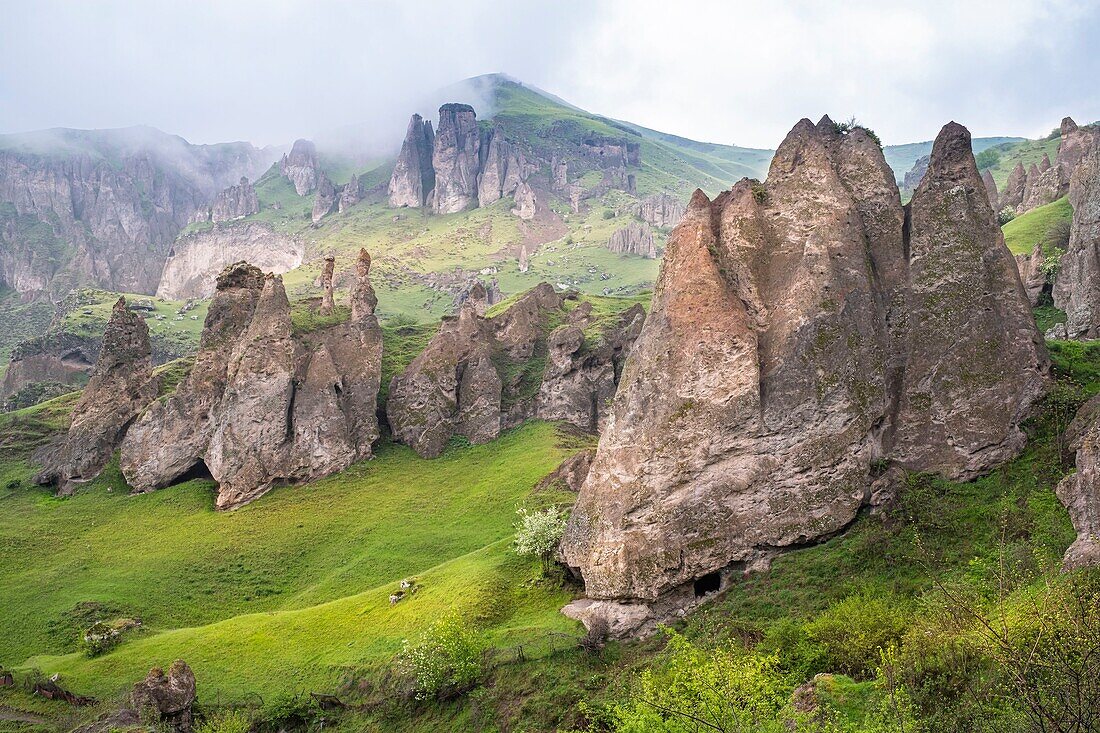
[1,0,1097,149]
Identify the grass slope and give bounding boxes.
[1002,195,1073,255]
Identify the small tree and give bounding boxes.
[399,613,485,700]
[514,507,569,574]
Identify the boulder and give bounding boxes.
[388,114,436,208]
[319,255,336,315]
[632,193,686,228]
[35,297,158,495]
[561,118,1048,628]
[518,243,530,273]
[431,104,481,214]
[281,139,319,196]
[1055,395,1100,569]
[130,661,195,733]
[607,222,657,258]
[1053,137,1100,338]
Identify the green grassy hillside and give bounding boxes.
[983,136,1062,189]
[1002,195,1073,255]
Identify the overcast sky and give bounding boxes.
[2,0,1098,150]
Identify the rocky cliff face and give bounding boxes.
[902,154,929,192]
[1001,162,1027,211]
[208,177,259,223]
[121,251,382,509]
[1053,136,1100,338]
[156,222,304,300]
[477,126,524,205]
[280,139,319,196]
[36,297,157,495]
[0,127,267,296]
[432,104,481,214]
[387,283,645,457]
[560,119,1048,632]
[1056,117,1099,185]
[338,174,361,213]
[607,223,657,258]
[1014,241,1047,306]
[1055,395,1100,570]
[982,170,999,207]
[632,193,686,229]
[311,175,336,224]
[388,114,435,208]
[0,330,100,400]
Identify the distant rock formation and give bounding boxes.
[1019,165,1065,212]
[281,139,319,196]
[1056,395,1100,569]
[388,114,435,208]
[632,193,686,228]
[1040,153,1052,172]
[1014,241,1047,306]
[511,180,536,220]
[518,243,530,272]
[1053,136,1100,338]
[607,222,657,258]
[121,251,383,509]
[431,104,481,214]
[156,222,304,300]
[387,284,645,457]
[35,297,158,495]
[901,154,929,192]
[312,175,337,224]
[561,119,1048,634]
[1056,117,1099,185]
[478,126,524,205]
[1001,162,1027,211]
[338,174,361,212]
[982,170,999,207]
[209,177,259,223]
[0,331,100,402]
[319,255,335,315]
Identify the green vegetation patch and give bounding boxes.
[1002,195,1073,255]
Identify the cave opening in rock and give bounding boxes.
[176,460,214,484]
[693,571,721,597]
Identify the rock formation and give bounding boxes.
[518,243,530,273]
[0,331,100,401]
[477,126,523,205]
[156,222,304,300]
[1055,117,1099,185]
[1053,136,1100,338]
[387,284,644,458]
[511,180,536,220]
[632,193,686,229]
[607,223,657,258]
[35,297,158,495]
[209,177,259,223]
[338,174,361,213]
[1056,395,1100,569]
[312,175,337,224]
[560,119,1048,633]
[0,128,268,296]
[1001,162,1027,211]
[130,661,195,733]
[281,139,319,196]
[1019,165,1065,212]
[1020,163,1042,209]
[431,104,481,214]
[1040,153,1052,172]
[122,251,382,509]
[1014,241,1047,306]
[388,114,435,208]
[902,154,929,192]
[982,170,999,208]
[319,255,335,315]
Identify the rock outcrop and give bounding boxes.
[387,284,644,457]
[902,154,929,192]
[35,297,157,495]
[281,139,319,196]
[1019,165,1065,212]
[319,255,335,315]
[560,119,1048,631]
[432,104,481,214]
[607,223,657,258]
[156,222,304,300]
[130,661,195,733]
[388,114,435,208]
[1053,137,1100,338]
[312,175,337,224]
[511,180,536,220]
[209,177,259,223]
[122,251,382,509]
[1001,162,1027,211]
[1056,117,1099,185]
[982,170,999,207]
[1056,395,1100,569]
[1014,241,1047,306]
[632,193,686,229]
[338,174,361,212]
[477,126,523,205]
[0,331,100,401]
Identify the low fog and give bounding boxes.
[2,0,1098,154]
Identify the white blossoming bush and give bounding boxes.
[514,507,569,574]
[398,613,484,700]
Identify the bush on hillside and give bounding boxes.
[514,506,569,574]
[975,147,1002,170]
[398,613,485,700]
[804,594,911,679]
[194,709,252,733]
[998,207,1017,226]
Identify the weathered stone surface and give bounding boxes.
[632,193,686,228]
[1056,394,1100,569]
[156,222,304,300]
[1020,164,1067,213]
[388,114,435,208]
[510,180,536,220]
[209,177,259,223]
[0,331,99,401]
[311,174,337,224]
[518,243,530,273]
[1053,138,1100,338]
[561,119,1048,621]
[982,169,999,208]
[892,122,1049,478]
[536,449,596,492]
[432,104,481,214]
[1056,117,1100,185]
[902,154,929,192]
[1020,163,1042,210]
[281,139,319,196]
[1001,161,1027,211]
[1014,241,1047,306]
[1040,153,1052,172]
[607,222,657,258]
[35,297,157,495]
[319,255,335,315]
[338,174,361,213]
[130,661,195,733]
[477,126,521,205]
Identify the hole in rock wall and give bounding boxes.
[693,571,721,598]
[175,460,214,484]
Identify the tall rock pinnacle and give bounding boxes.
[388,114,436,208]
[319,255,335,315]
[281,139,319,196]
[431,104,481,214]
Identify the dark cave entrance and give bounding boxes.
[175,460,214,484]
[693,571,721,598]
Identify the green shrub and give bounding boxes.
[514,506,569,574]
[602,209,615,220]
[975,148,1002,171]
[997,207,1017,226]
[195,709,252,733]
[804,594,911,679]
[398,612,485,700]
